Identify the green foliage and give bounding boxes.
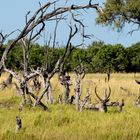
[46,47,64,72]
[92,44,128,72]
[95,1,140,72]
[126,42,140,72]
[1,40,140,72]
[6,43,23,70]
[29,43,44,69]
[96,0,140,31]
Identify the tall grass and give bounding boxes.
[0,73,140,140]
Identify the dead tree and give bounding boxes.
[28,40,75,106]
[32,60,62,106]
[1,13,45,110]
[0,1,103,110]
[59,73,72,104]
[21,33,40,105]
[0,1,102,72]
[74,66,85,111]
[34,58,61,105]
[42,70,53,104]
[35,41,74,105]
[43,23,80,104]
[3,66,48,111]
[13,82,26,111]
[58,25,79,104]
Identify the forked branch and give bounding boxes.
[0,1,100,72]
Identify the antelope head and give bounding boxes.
[94,85,111,112]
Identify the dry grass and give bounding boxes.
[0,73,140,140]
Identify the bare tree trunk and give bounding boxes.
[46,82,53,104]
[59,74,71,104]
[64,83,70,104]
[19,93,26,111]
[75,78,81,111]
[25,84,33,105]
[74,66,85,111]
[29,92,48,110]
[22,39,33,106]
[20,81,32,106]
[34,85,49,106]
[44,78,53,104]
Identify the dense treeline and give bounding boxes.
[0,41,140,73]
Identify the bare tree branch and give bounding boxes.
[0,1,100,72]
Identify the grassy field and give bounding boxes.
[0,73,140,140]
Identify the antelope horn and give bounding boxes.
[135,79,140,85]
[95,85,103,101]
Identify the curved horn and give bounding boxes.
[95,85,102,101]
[106,86,111,99]
[135,79,140,85]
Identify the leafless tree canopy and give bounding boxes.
[0,0,102,72]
